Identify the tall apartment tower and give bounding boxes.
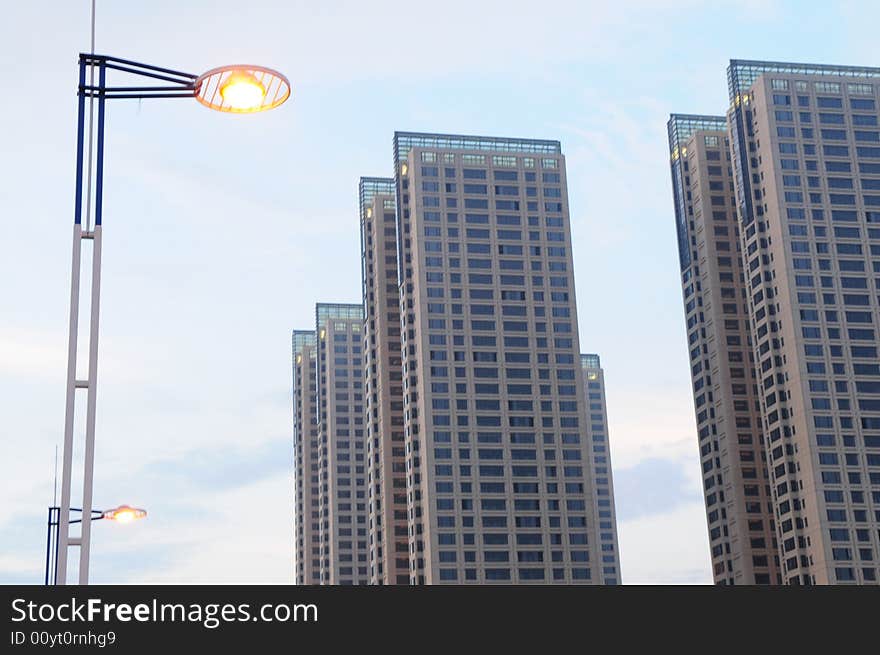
[579,354,622,584]
[359,177,411,584]
[293,330,320,585]
[667,115,780,584]
[391,132,610,584]
[670,60,880,585]
[727,60,880,585]
[314,303,369,584]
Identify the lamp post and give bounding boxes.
[56,54,290,586]
[46,504,146,585]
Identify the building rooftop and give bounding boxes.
[667,114,727,156]
[727,58,880,100]
[580,353,601,369]
[393,131,561,165]
[316,303,363,324]
[359,177,395,216]
[292,330,316,363]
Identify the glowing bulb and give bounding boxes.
[220,72,266,110]
[103,505,147,523]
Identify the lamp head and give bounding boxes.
[103,505,147,523]
[195,65,290,113]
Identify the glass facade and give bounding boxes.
[668,115,729,271]
[727,60,880,104]
[394,132,561,165]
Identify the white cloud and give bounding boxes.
[618,501,712,584]
[68,1,737,85]
[0,554,43,578]
[92,472,293,584]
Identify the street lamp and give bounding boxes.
[56,54,289,586]
[46,504,147,585]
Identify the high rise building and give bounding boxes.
[670,60,880,585]
[667,114,780,584]
[580,354,622,584]
[293,306,369,585]
[292,330,319,585]
[314,303,368,584]
[390,131,612,584]
[359,177,410,584]
[296,132,623,585]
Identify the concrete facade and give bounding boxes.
[580,353,622,584]
[360,178,410,584]
[392,132,611,583]
[667,115,780,584]
[670,59,880,585]
[293,331,320,584]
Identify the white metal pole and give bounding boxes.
[56,223,84,585]
[79,224,102,584]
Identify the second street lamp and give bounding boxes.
[45,504,147,585]
[56,53,290,586]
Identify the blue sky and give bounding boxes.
[1,0,878,584]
